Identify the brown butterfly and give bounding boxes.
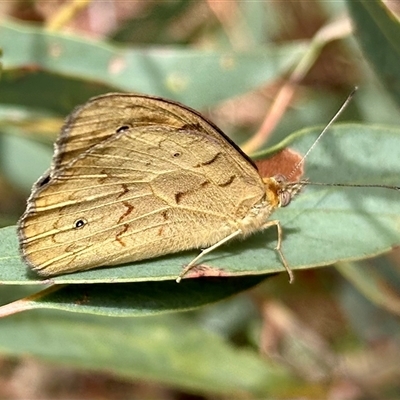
[18,94,304,281]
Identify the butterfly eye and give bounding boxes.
[172,152,181,158]
[116,125,130,133]
[279,191,292,207]
[73,218,87,229]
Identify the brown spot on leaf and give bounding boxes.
[255,148,304,181]
[108,56,127,74]
[75,294,90,305]
[184,264,230,279]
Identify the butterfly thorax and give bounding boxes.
[235,175,303,237]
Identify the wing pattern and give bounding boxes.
[19,95,266,275]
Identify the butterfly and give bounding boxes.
[18,93,304,281]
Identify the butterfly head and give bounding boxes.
[263,174,305,209]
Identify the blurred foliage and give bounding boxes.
[0,0,400,399]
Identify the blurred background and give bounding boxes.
[1,1,400,399]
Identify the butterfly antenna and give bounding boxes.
[298,181,400,191]
[287,87,358,182]
[288,87,400,192]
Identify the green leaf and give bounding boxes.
[0,19,306,113]
[0,130,52,191]
[1,124,399,285]
[111,0,196,45]
[0,70,117,116]
[0,310,296,396]
[347,0,400,107]
[0,276,269,317]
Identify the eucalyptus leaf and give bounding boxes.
[0,310,296,396]
[0,19,306,112]
[347,0,400,106]
[1,124,399,284]
[0,276,269,317]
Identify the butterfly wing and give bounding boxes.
[56,93,258,170]
[19,95,266,276]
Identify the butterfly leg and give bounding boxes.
[261,219,294,283]
[176,230,242,283]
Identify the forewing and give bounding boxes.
[54,94,259,170]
